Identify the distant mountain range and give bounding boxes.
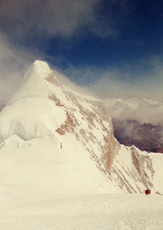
[113,119,163,153]
[103,97,163,153]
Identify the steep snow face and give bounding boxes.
[110,145,155,193]
[8,61,52,104]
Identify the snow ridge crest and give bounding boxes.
[7,60,59,104]
[32,60,53,79]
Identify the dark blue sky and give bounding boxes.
[14,1,163,67]
[0,0,163,98]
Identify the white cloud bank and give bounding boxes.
[103,97,163,125]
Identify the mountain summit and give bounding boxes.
[0,60,162,201]
[8,60,53,104]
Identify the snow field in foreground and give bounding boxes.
[0,194,163,230]
[0,134,120,209]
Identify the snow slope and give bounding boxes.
[0,135,120,210]
[0,194,163,230]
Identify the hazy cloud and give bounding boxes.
[103,96,163,151]
[0,0,106,39]
[0,32,37,106]
[62,57,163,100]
[50,67,97,98]
[103,97,163,125]
[0,0,129,41]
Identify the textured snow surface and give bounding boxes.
[0,98,66,142]
[0,194,163,230]
[0,135,120,210]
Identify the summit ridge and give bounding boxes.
[32,60,53,79]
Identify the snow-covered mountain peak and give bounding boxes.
[0,60,162,195]
[32,60,53,79]
[0,60,117,167]
[7,60,61,104]
[0,60,121,194]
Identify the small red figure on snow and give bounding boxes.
[145,189,151,195]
